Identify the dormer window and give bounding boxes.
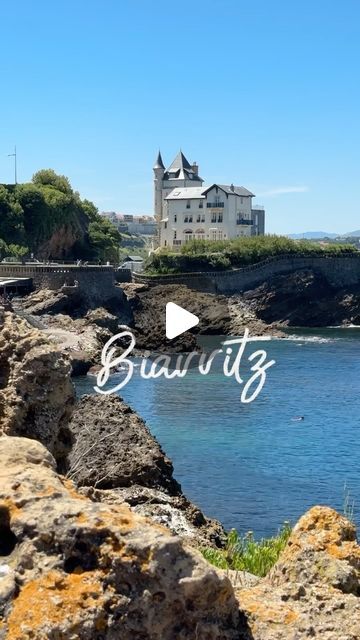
[186,200,191,209]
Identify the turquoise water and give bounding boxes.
[75,329,360,538]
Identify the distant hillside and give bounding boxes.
[289,230,360,239]
[288,231,339,239]
[344,230,360,237]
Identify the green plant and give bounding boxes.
[0,171,121,262]
[201,522,292,577]
[145,235,357,275]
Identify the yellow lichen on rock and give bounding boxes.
[0,436,245,639]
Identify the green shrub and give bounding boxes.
[145,235,357,274]
[201,522,292,577]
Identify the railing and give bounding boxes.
[134,252,360,282]
[237,219,254,225]
[207,202,224,208]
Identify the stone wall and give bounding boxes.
[0,264,117,303]
[134,254,360,293]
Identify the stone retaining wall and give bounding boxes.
[0,264,117,303]
[134,254,360,293]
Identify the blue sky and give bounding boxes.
[0,0,359,234]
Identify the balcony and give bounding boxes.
[237,218,254,225]
[207,202,224,208]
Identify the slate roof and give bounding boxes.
[163,150,203,182]
[153,150,165,170]
[203,184,255,197]
[165,186,208,200]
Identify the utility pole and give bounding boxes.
[8,145,17,184]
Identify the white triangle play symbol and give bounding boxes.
[166,302,199,340]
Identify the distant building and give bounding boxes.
[101,212,156,235]
[153,150,265,248]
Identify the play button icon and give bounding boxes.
[166,302,199,340]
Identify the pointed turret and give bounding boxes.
[153,150,165,170]
[163,150,203,183]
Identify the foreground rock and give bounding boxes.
[1,437,360,639]
[68,395,225,547]
[240,506,360,639]
[0,436,248,640]
[0,310,74,467]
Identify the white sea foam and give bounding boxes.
[280,335,336,343]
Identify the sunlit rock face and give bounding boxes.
[0,436,248,640]
[0,310,75,466]
[239,505,360,640]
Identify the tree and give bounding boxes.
[0,185,26,245]
[88,218,122,263]
[0,169,121,262]
[32,169,72,195]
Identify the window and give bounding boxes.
[199,201,203,208]
[164,240,167,246]
[211,230,223,241]
[164,221,167,229]
[195,229,205,239]
[211,213,217,223]
[183,229,193,243]
[217,213,223,223]
[184,214,193,223]
[186,200,191,209]
[174,214,177,223]
[196,214,205,223]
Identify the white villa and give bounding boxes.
[153,150,265,248]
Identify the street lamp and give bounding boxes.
[8,145,17,184]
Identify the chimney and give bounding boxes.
[192,162,199,176]
[230,183,235,192]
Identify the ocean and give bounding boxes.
[75,328,360,539]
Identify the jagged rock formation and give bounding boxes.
[243,269,360,327]
[2,308,360,638]
[0,310,225,547]
[239,506,360,639]
[0,310,74,466]
[120,283,276,353]
[0,436,248,640]
[67,395,225,548]
[1,437,360,639]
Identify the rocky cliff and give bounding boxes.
[1,307,360,639]
[0,436,248,639]
[243,269,360,327]
[0,310,225,547]
[0,437,359,639]
[0,309,75,467]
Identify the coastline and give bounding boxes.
[1,306,360,638]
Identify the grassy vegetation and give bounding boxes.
[145,235,357,275]
[201,522,292,577]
